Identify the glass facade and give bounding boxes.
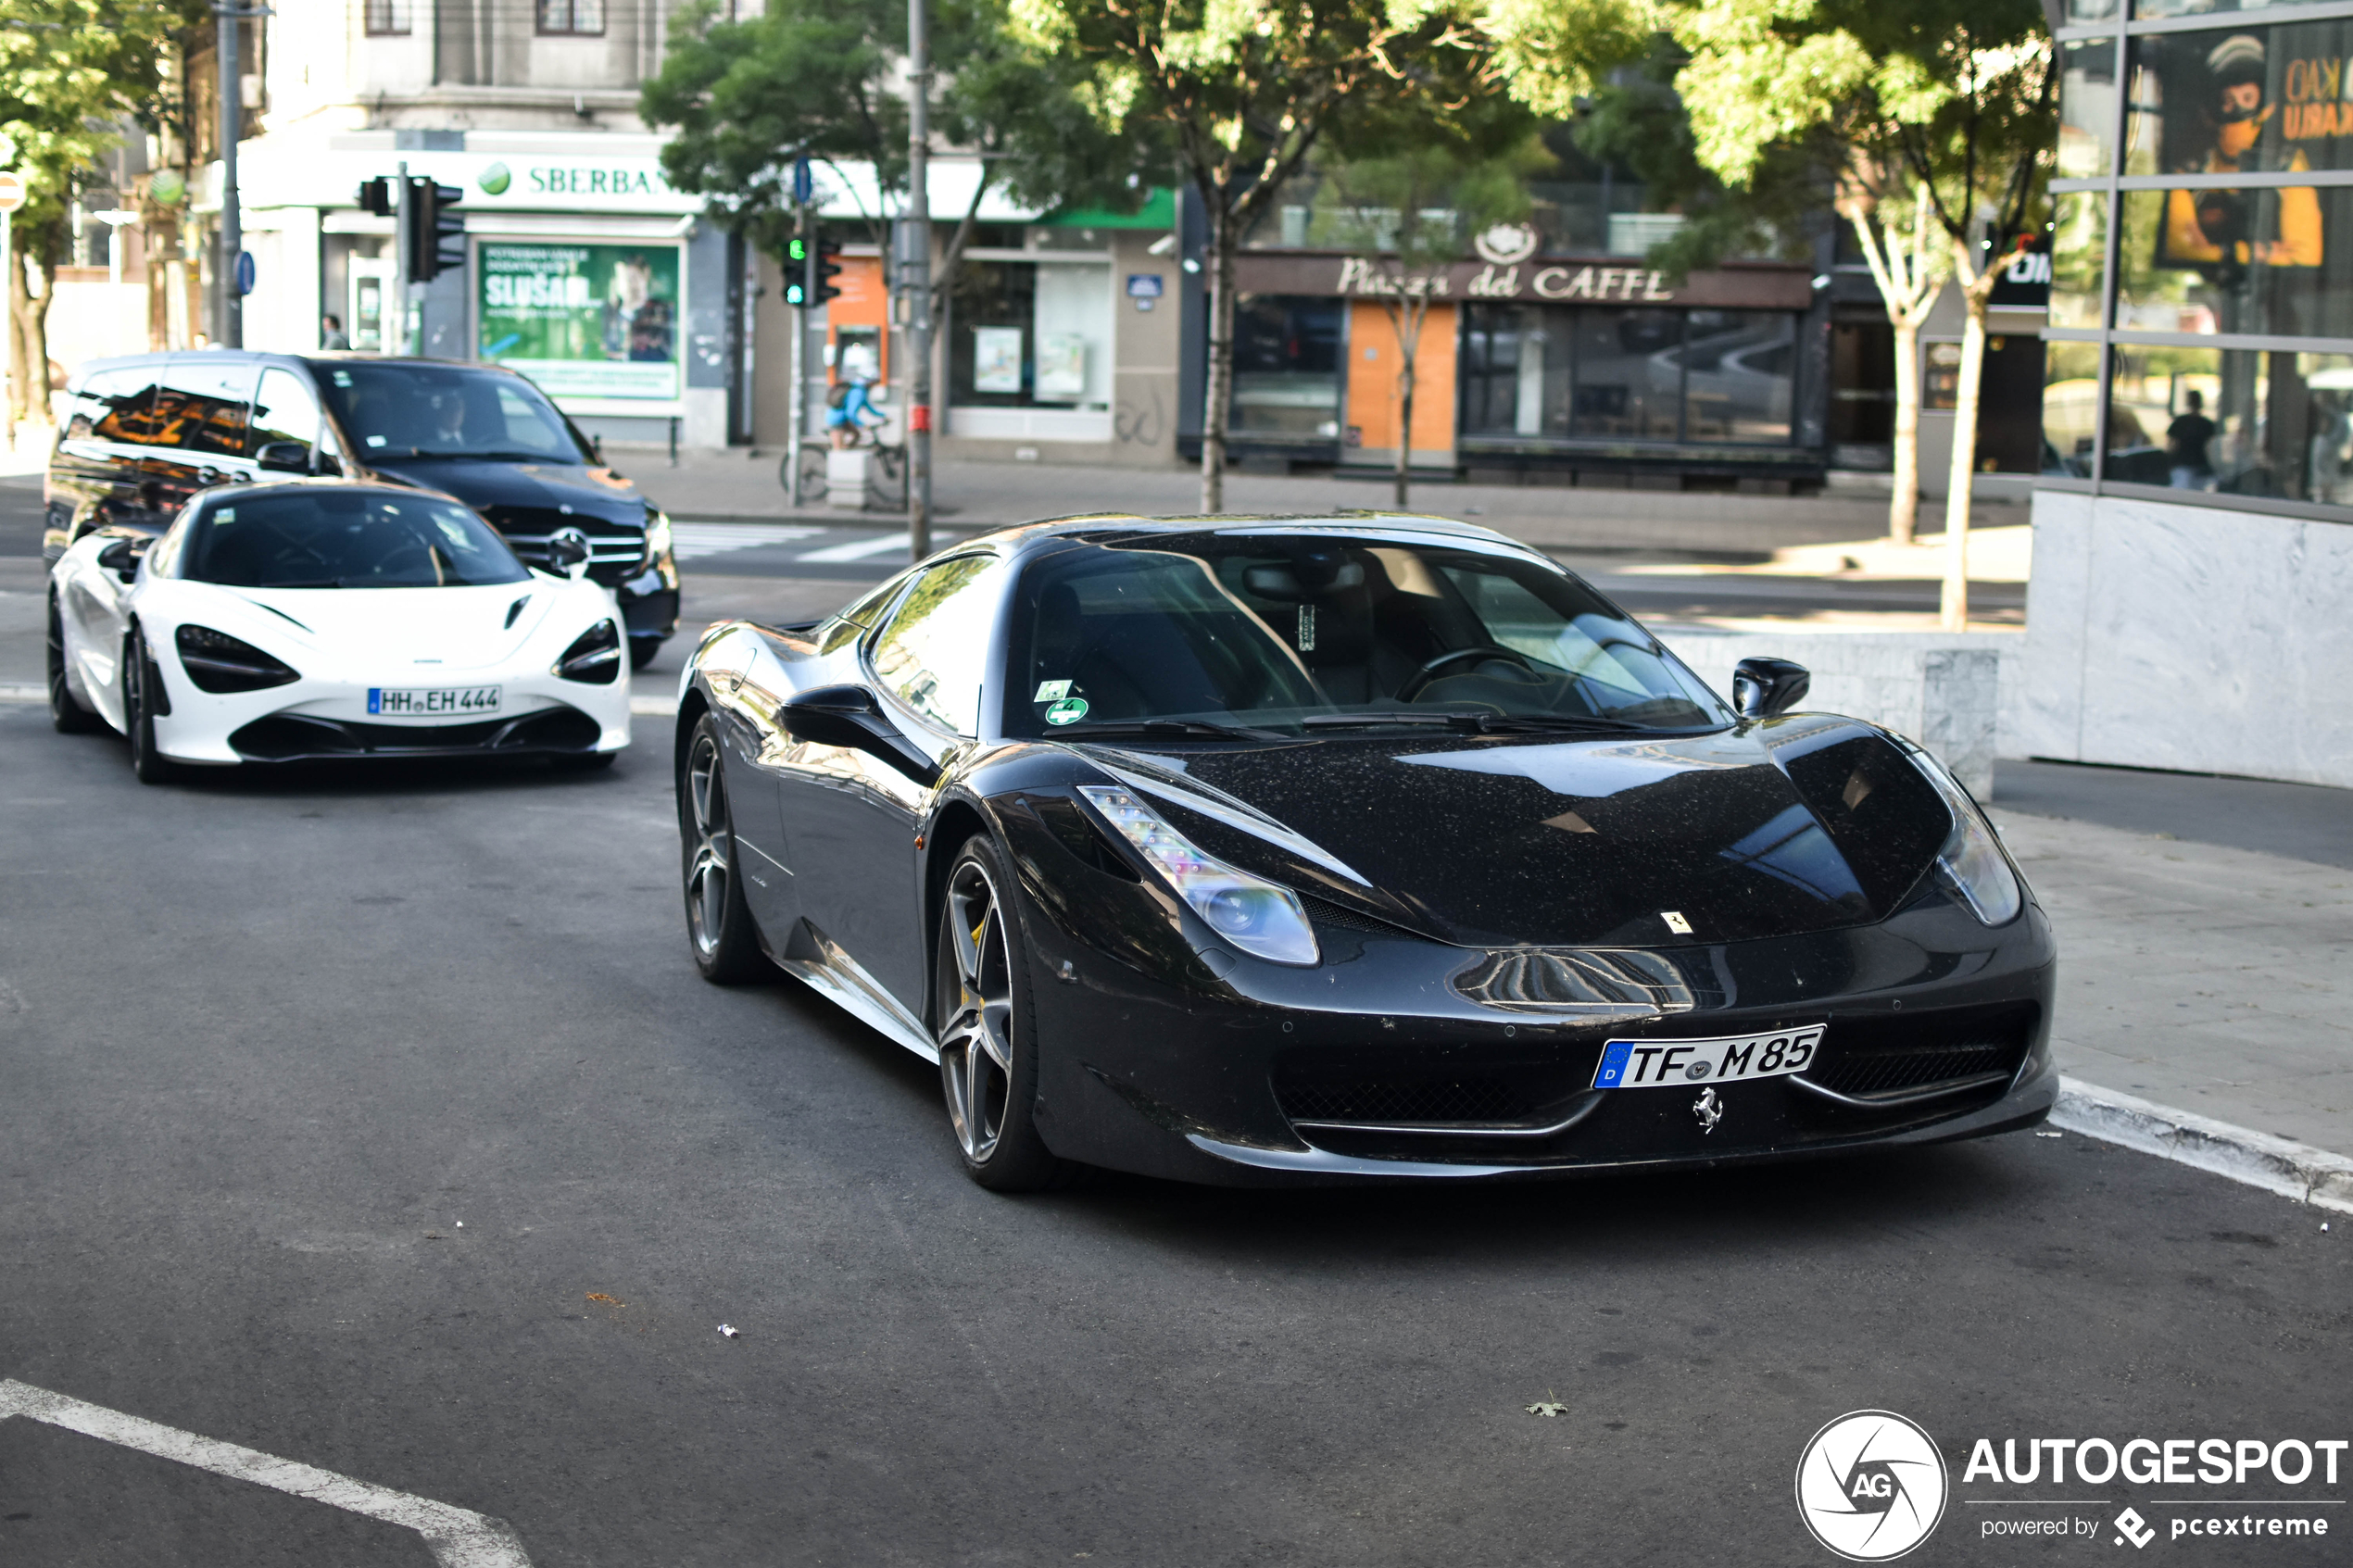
[1459,305,1797,446]
[2047,4,2353,512]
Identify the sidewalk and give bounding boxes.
[626,447,2032,562]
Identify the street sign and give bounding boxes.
[234,251,256,295]
[0,173,26,215]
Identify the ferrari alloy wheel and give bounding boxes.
[680,715,769,982]
[122,627,179,784]
[936,840,1068,1191]
[47,592,101,734]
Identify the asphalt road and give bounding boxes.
[3,691,2347,1565]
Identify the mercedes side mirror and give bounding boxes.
[1732,657,1811,720]
[96,536,148,581]
[781,684,942,787]
[255,441,312,473]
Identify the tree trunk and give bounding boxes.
[1199,196,1234,515]
[1889,315,1921,546]
[1940,270,1995,631]
[8,253,55,430]
[1392,298,1420,508]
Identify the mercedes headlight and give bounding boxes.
[642,508,673,568]
[1902,745,2024,926]
[1078,785,1320,966]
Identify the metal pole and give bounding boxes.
[217,2,243,348]
[393,159,412,355]
[905,0,933,559]
[787,206,804,508]
[2,207,14,446]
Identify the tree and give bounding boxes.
[1316,115,1547,505]
[1655,0,2053,625]
[643,0,1146,355]
[0,0,202,429]
[1013,0,1533,511]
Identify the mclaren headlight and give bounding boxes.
[1078,785,1320,966]
[174,624,300,693]
[554,619,623,684]
[1902,744,2024,926]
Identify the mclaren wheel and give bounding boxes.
[122,627,180,784]
[935,837,1070,1192]
[679,714,770,983]
[47,592,102,734]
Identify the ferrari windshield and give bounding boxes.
[315,362,590,462]
[1004,531,1731,737]
[182,489,531,589]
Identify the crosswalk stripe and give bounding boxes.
[668,523,824,560]
[796,532,914,563]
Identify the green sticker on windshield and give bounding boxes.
[1045,696,1089,725]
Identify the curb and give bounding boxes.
[2053,1076,2353,1214]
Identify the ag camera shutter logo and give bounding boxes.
[1796,1411,1949,1561]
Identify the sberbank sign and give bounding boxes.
[522,165,673,196]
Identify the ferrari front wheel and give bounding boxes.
[679,715,770,983]
[935,838,1069,1192]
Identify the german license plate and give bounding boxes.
[368,685,500,717]
[1591,1025,1826,1089]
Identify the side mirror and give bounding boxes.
[1732,657,1811,720]
[255,441,311,473]
[96,536,148,581]
[545,532,592,578]
[781,684,942,786]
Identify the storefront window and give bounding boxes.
[2067,0,2118,21]
[2050,193,2108,329]
[1230,295,1344,438]
[950,259,1112,408]
[2059,38,2120,180]
[2107,345,2353,501]
[2134,0,2338,19]
[2127,23,2353,177]
[2115,185,2353,338]
[2044,342,2106,477]
[1460,304,1798,446]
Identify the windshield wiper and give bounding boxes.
[1462,713,1653,734]
[1302,709,1651,735]
[1057,719,1287,742]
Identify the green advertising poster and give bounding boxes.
[477,243,681,400]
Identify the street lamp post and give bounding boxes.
[214,1,271,349]
[905,0,933,560]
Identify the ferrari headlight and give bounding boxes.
[1903,745,2024,926]
[174,623,300,693]
[642,509,673,567]
[1078,785,1320,966]
[555,619,623,684]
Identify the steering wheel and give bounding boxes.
[1398,644,1540,701]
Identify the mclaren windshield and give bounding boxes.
[182,489,532,589]
[1004,531,1732,739]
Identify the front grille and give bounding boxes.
[1801,1003,2038,1101]
[1277,1076,1537,1124]
[230,708,600,761]
[1299,893,1416,937]
[486,506,647,585]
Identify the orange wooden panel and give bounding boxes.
[1345,299,1456,454]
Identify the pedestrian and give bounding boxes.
[2168,390,2217,489]
[321,313,351,350]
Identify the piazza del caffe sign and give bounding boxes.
[1232,251,1815,311]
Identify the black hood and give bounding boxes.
[359,457,650,533]
[1091,716,1953,948]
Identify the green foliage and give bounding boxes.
[642,0,1150,257]
[0,0,205,239]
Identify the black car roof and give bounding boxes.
[959,511,1532,559]
[65,352,536,387]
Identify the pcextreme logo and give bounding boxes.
[1796,1411,1951,1562]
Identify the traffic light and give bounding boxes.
[409,180,465,282]
[357,176,393,218]
[784,235,808,307]
[807,232,843,307]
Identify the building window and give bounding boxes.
[1459,304,1796,446]
[364,0,409,35]
[1228,295,1344,438]
[948,259,1114,409]
[537,0,604,35]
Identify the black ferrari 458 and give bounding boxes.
[673,513,2056,1188]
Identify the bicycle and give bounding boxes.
[785,431,907,511]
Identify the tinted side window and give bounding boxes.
[76,365,165,445]
[869,556,1001,735]
[251,368,323,451]
[157,358,259,457]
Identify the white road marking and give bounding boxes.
[0,683,44,704]
[0,1380,534,1567]
[796,531,912,562]
[629,694,679,716]
[668,522,823,560]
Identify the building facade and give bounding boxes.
[2036,0,2353,786]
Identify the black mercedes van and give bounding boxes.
[44,352,679,668]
